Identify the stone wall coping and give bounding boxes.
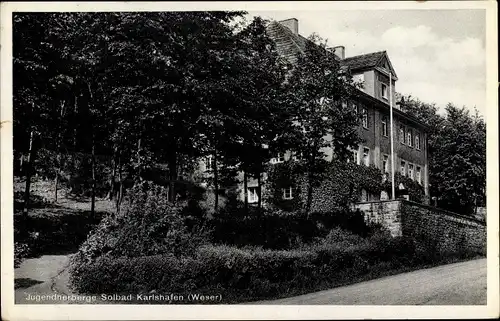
[400,200,486,226]
[354,199,486,226]
[354,199,401,205]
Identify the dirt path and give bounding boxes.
[15,255,72,304]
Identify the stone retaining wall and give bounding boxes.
[353,200,402,237]
[354,200,486,255]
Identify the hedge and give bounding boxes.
[69,228,479,303]
[210,207,377,249]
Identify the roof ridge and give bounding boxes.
[343,50,386,60]
[270,20,305,54]
[373,51,387,67]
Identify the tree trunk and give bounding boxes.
[136,137,142,182]
[243,170,248,213]
[90,135,96,218]
[305,171,314,216]
[54,100,66,203]
[73,95,78,151]
[257,172,262,213]
[54,172,59,203]
[305,146,318,216]
[19,153,24,172]
[22,130,35,219]
[168,151,177,203]
[87,80,96,217]
[107,144,118,200]
[213,148,219,213]
[116,156,123,215]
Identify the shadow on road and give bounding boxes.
[14,278,43,290]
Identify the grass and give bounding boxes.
[14,177,113,258]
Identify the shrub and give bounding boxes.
[74,182,210,264]
[69,253,197,294]
[210,206,375,249]
[14,242,31,268]
[319,227,364,247]
[70,244,320,300]
[69,224,483,303]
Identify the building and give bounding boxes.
[199,17,430,208]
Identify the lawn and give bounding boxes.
[14,177,112,259]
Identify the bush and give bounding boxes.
[73,182,210,264]
[319,227,364,247]
[211,206,376,250]
[69,222,483,303]
[14,242,31,268]
[211,207,315,249]
[70,244,320,300]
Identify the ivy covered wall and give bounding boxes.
[265,160,391,212]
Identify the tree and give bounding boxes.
[232,17,291,213]
[433,104,486,214]
[284,34,360,215]
[398,94,486,215]
[13,13,70,218]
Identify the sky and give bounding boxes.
[247,10,487,116]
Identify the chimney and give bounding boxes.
[279,18,298,35]
[328,46,345,59]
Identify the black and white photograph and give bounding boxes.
[1,1,498,320]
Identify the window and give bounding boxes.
[352,103,358,115]
[282,187,293,200]
[205,155,213,171]
[362,147,370,166]
[382,155,389,173]
[271,152,284,164]
[400,160,406,176]
[415,133,421,150]
[381,83,388,99]
[347,148,358,164]
[407,129,413,147]
[362,108,368,128]
[248,187,259,203]
[381,116,388,137]
[353,73,365,83]
[408,163,414,180]
[416,166,422,184]
[353,74,365,90]
[399,125,405,144]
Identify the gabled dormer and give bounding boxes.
[267,18,399,108]
[341,51,398,108]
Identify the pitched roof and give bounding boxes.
[341,51,398,79]
[340,51,386,70]
[267,21,392,75]
[267,21,350,73]
[266,20,307,64]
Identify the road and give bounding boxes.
[255,258,487,305]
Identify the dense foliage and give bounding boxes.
[283,34,360,214]
[69,228,480,303]
[398,95,486,214]
[72,182,209,264]
[266,160,385,212]
[210,205,377,249]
